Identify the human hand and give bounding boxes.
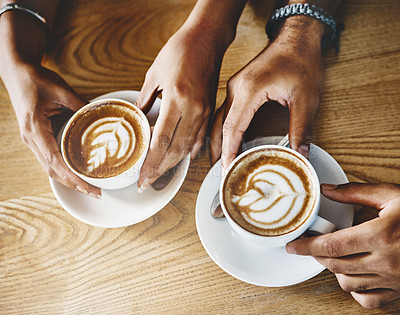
[7,65,101,198]
[287,183,400,309]
[211,18,325,170]
[136,27,225,191]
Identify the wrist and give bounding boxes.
[0,47,42,72]
[0,60,41,98]
[282,0,341,42]
[181,0,247,52]
[278,15,325,46]
[179,21,233,55]
[0,48,43,89]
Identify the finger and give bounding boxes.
[314,254,374,275]
[321,182,400,210]
[287,96,318,158]
[210,104,225,165]
[286,218,381,257]
[51,156,101,198]
[221,96,261,170]
[32,124,101,197]
[190,139,202,163]
[212,89,235,168]
[138,99,180,189]
[148,113,201,182]
[136,76,160,114]
[350,289,399,309]
[336,274,386,293]
[191,119,208,161]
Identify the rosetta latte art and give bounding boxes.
[82,117,136,172]
[231,164,311,231]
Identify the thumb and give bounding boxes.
[321,182,400,210]
[41,67,88,112]
[62,88,87,112]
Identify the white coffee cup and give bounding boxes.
[61,98,151,190]
[220,145,337,247]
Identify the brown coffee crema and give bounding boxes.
[63,101,147,178]
[223,148,316,236]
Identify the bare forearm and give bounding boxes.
[182,0,248,51]
[0,0,60,77]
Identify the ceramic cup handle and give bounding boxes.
[308,216,338,235]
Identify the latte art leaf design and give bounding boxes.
[231,164,310,230]
[82,117,136,173]
[87,145,107,172]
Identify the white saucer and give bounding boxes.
[195,136,354,287]
[50,90,190,228]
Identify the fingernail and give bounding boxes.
[298,144,310,158]
[286,245,296,255]
[89,192,101,199]
[137,178,149,193]
[76,186,88,195]
[212,205,225,219]
[321,184,338,191]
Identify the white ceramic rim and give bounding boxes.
[219,144,321,243]
[60,98,151,182]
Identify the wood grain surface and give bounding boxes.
[1,0,400,314]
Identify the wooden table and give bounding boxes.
[1,0,400,313]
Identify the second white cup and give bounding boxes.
[220,145,337,247]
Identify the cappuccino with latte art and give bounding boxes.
[61,98,150,190]
[63,100,147,178]
[222,147,318,237]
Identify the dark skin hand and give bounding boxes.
[287,183,400,309]
[1,0,248,196]
[136,27,221,191]
[210,0,342,170]
[211,16,325,169]
[0,1,101,197]
[7,65,99,197]
[136,0,247,192]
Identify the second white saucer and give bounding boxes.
[196,137,354,287]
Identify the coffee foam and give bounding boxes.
[82,117,136,172]
[64,101,147,178]
[223,148,316,236]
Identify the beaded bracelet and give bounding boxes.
[266,3,343,52]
